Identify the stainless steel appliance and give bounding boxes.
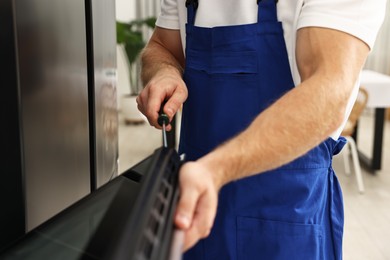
[0,147,182,260]
[0,0,118,250]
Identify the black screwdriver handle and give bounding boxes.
[158,102,169,127]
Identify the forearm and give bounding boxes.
[137,27,187,129]
[141,28,185,86]
[198,27,369,189]
[141,42,183,85]
[200,75,348,188]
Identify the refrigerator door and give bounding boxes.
[14,0,91,230]
[0,0,26,249]
[0,0,118,249]
[87,0,119,189]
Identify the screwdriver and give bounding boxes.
[158,104,169,148]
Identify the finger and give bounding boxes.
[183,219,209,251]
[174,164,201,230]
[174,186,198,230]
[136,93,146,115]
[165,123,172,132]
[164,86,187,119]
[194,189,217,238]
[136,93,155,127]
[183,191,217,250]
[145,88,166,128]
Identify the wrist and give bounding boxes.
[198,152,230,191]
[156,62,183,78]
[141,61,183,87]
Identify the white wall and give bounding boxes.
[115,0,159,103]
[116,0,136,22]
[364,2,390,75]
[116,0,136,100]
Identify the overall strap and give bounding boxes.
[185,0,198,26]
[257,0,278,22]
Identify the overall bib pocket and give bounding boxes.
[237,216,324,260]
[182,50,261,152]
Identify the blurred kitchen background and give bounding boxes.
[0,0,389,259]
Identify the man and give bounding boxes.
[136,0,386,259]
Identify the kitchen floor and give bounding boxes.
[118,108,390,260]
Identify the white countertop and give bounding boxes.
[360,70,390,108]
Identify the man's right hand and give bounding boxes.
[136,65,187,131]
[174,161,219,251]
[138,26,186,131]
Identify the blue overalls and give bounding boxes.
[178,0,346,259]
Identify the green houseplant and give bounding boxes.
[116,17,156,95]
[116,17,156,124]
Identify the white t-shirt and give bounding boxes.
[156,0,386,139]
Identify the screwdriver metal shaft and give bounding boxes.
[162,122,168,148]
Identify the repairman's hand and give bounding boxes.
[136,66,187,131]
[174,161,220,251]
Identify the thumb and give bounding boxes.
[175,186,198,230]
[174,164,200,229]
[164,87,187,119]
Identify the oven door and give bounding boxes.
[0,147,182,260]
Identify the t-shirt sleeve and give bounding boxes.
[297,0,387,49]
[156,0,180,30]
